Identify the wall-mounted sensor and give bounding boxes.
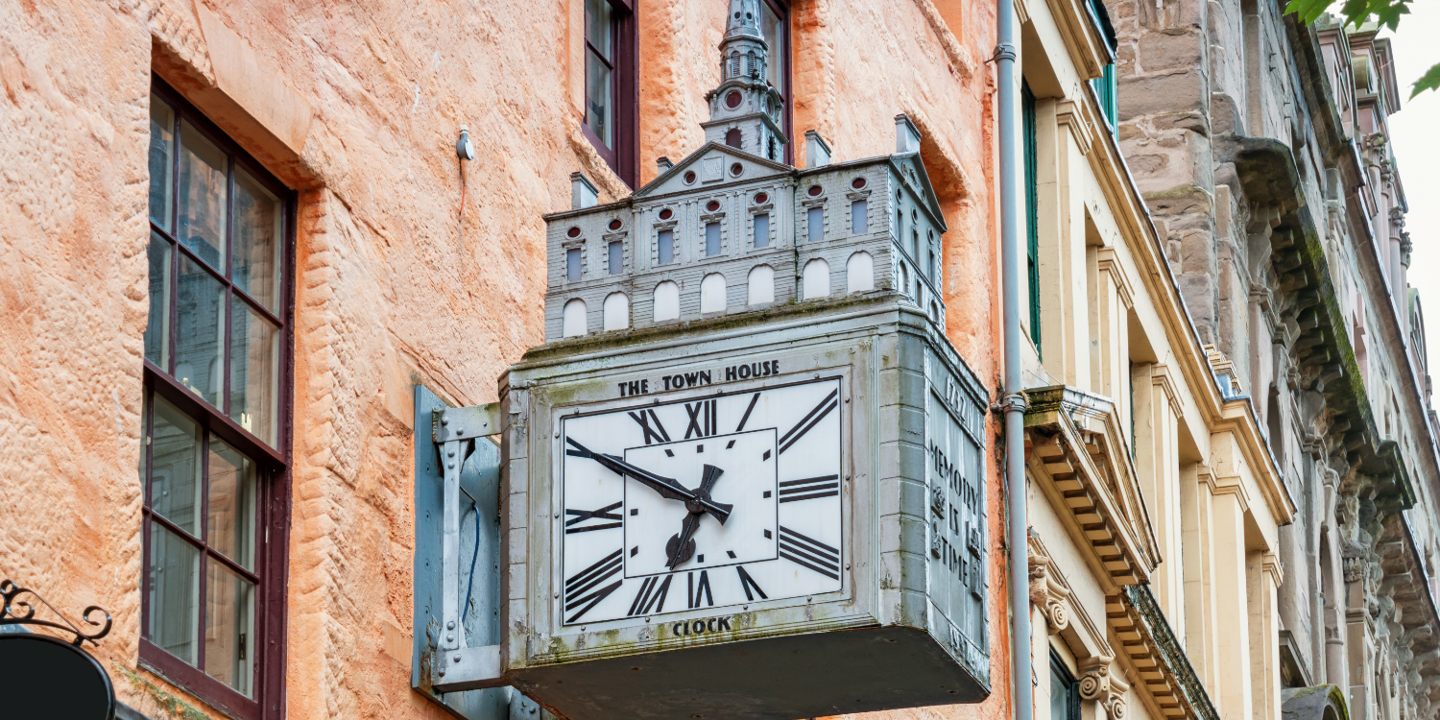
[456,125,475,161]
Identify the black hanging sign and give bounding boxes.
[0,579,116,720]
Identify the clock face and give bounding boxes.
[557,377,844,626]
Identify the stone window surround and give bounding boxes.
[141,75,294,720]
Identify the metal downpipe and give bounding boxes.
[994,1,1031,719]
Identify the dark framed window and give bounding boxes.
[760,0,794,163]
[142,76,293,720]
[1022,81,1041,353]
[1050,651,1080,720]
[584,0,638,186]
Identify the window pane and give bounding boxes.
[586,49,613,149]
[567,247,582,282]
[851,200,867,234]
[149,96,174,232]
[754,214,770,248]
[146,232,171,368]
[808,206,824,243]
[658,230,674,264]
[206,561,256,697]
[230,301,279,446]
[585,0,613,59]
[608,240,623,275]
[148,523,199,664]
[234,168,282,314]
[762,2,785,96]
[208,437,256,570]
[178,122,228,269]
[705,222,721,256]
[175,256,225,407]
[150,397,202,534]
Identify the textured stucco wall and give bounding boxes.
[0,1,1007,719]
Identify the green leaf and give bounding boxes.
[1411,61,1440,98]
[1285,0,1333,24]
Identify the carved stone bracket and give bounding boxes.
[1105,675,1130,720]
[1029,551,1073,633]
[1078,655,1114,700]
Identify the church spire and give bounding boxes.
[702,0,787,162]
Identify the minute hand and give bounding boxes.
[565,438,731,523]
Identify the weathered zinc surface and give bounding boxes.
[1102,0,1440,716]
[0,2,1003,720]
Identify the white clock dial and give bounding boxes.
[558,377,844,626]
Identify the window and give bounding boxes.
[607,240,623,275]
[1050,652,1080,720]
[657,229,675,264]
[143,77,291,720]
[851,199,868,234]
[567,247,583,282]
[705,221,722,256]
[1023,81,1042,351]
[807,206,824,242]
[584,0,638,185]
[754,213,770,248]
[1085,0,1119,130]
[760,0,793,162]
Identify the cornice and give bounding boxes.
[1040,0,1111,80]
[1109,585,1222,720]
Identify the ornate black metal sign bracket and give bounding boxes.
[0,578,113,646]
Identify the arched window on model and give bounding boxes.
[603,292,630,331]
[653,281,680,322]
[803,258,830,300]
[748,265,775,305]
[563,298,588,337]
[847,251,874,294]
[701,273,727,313]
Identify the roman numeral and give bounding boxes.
[565,501,623,534]
[685,400,718,439]
[687,570,713,609]
[778,474,840,503]
[629,409,671,445]
[627,574,674,616]
[736,565,768,602]
[565,549,623,623]
[779,526,841,580]
[778,389,839,454]
[735,392,762,432]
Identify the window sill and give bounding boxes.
[138,639,260,720]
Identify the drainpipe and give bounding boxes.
[994,2,1031,720]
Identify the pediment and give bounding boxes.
[635,142,793,199]
[889,152,948,233]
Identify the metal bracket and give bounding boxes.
[435,402,503,442]
[434,644,506,692]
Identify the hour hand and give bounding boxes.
[565,437,693,503]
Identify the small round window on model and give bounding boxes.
[807,185,823,197]
[706,200,721,212]
[726,90,743,108]
[608,218,623,231]
[658,208,673,221]
[852,177,867,189]
[684,170,697,184]
[753,192,768,204]
[730,163,744,177]
[566,226,581,238]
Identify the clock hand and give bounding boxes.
[665,512,702,569]
[691,464,735,525]
[565,437,733,524]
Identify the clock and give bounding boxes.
[556,378,844,626]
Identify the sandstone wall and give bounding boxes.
[0,1,1008,719]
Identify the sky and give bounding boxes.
[1385,8,1440,406]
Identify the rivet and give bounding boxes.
[454,655,462,663]
[555,431,560,438]
[447,621,455,630]
[439,669,446,677]
[442,417,450,425]
[448,462,456,469]
[457,428,465,435]
[447,633,454,642]
[447,450,455,457]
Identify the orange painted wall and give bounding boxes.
[0,1,1008,719]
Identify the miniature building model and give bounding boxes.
[543,1,947,343]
